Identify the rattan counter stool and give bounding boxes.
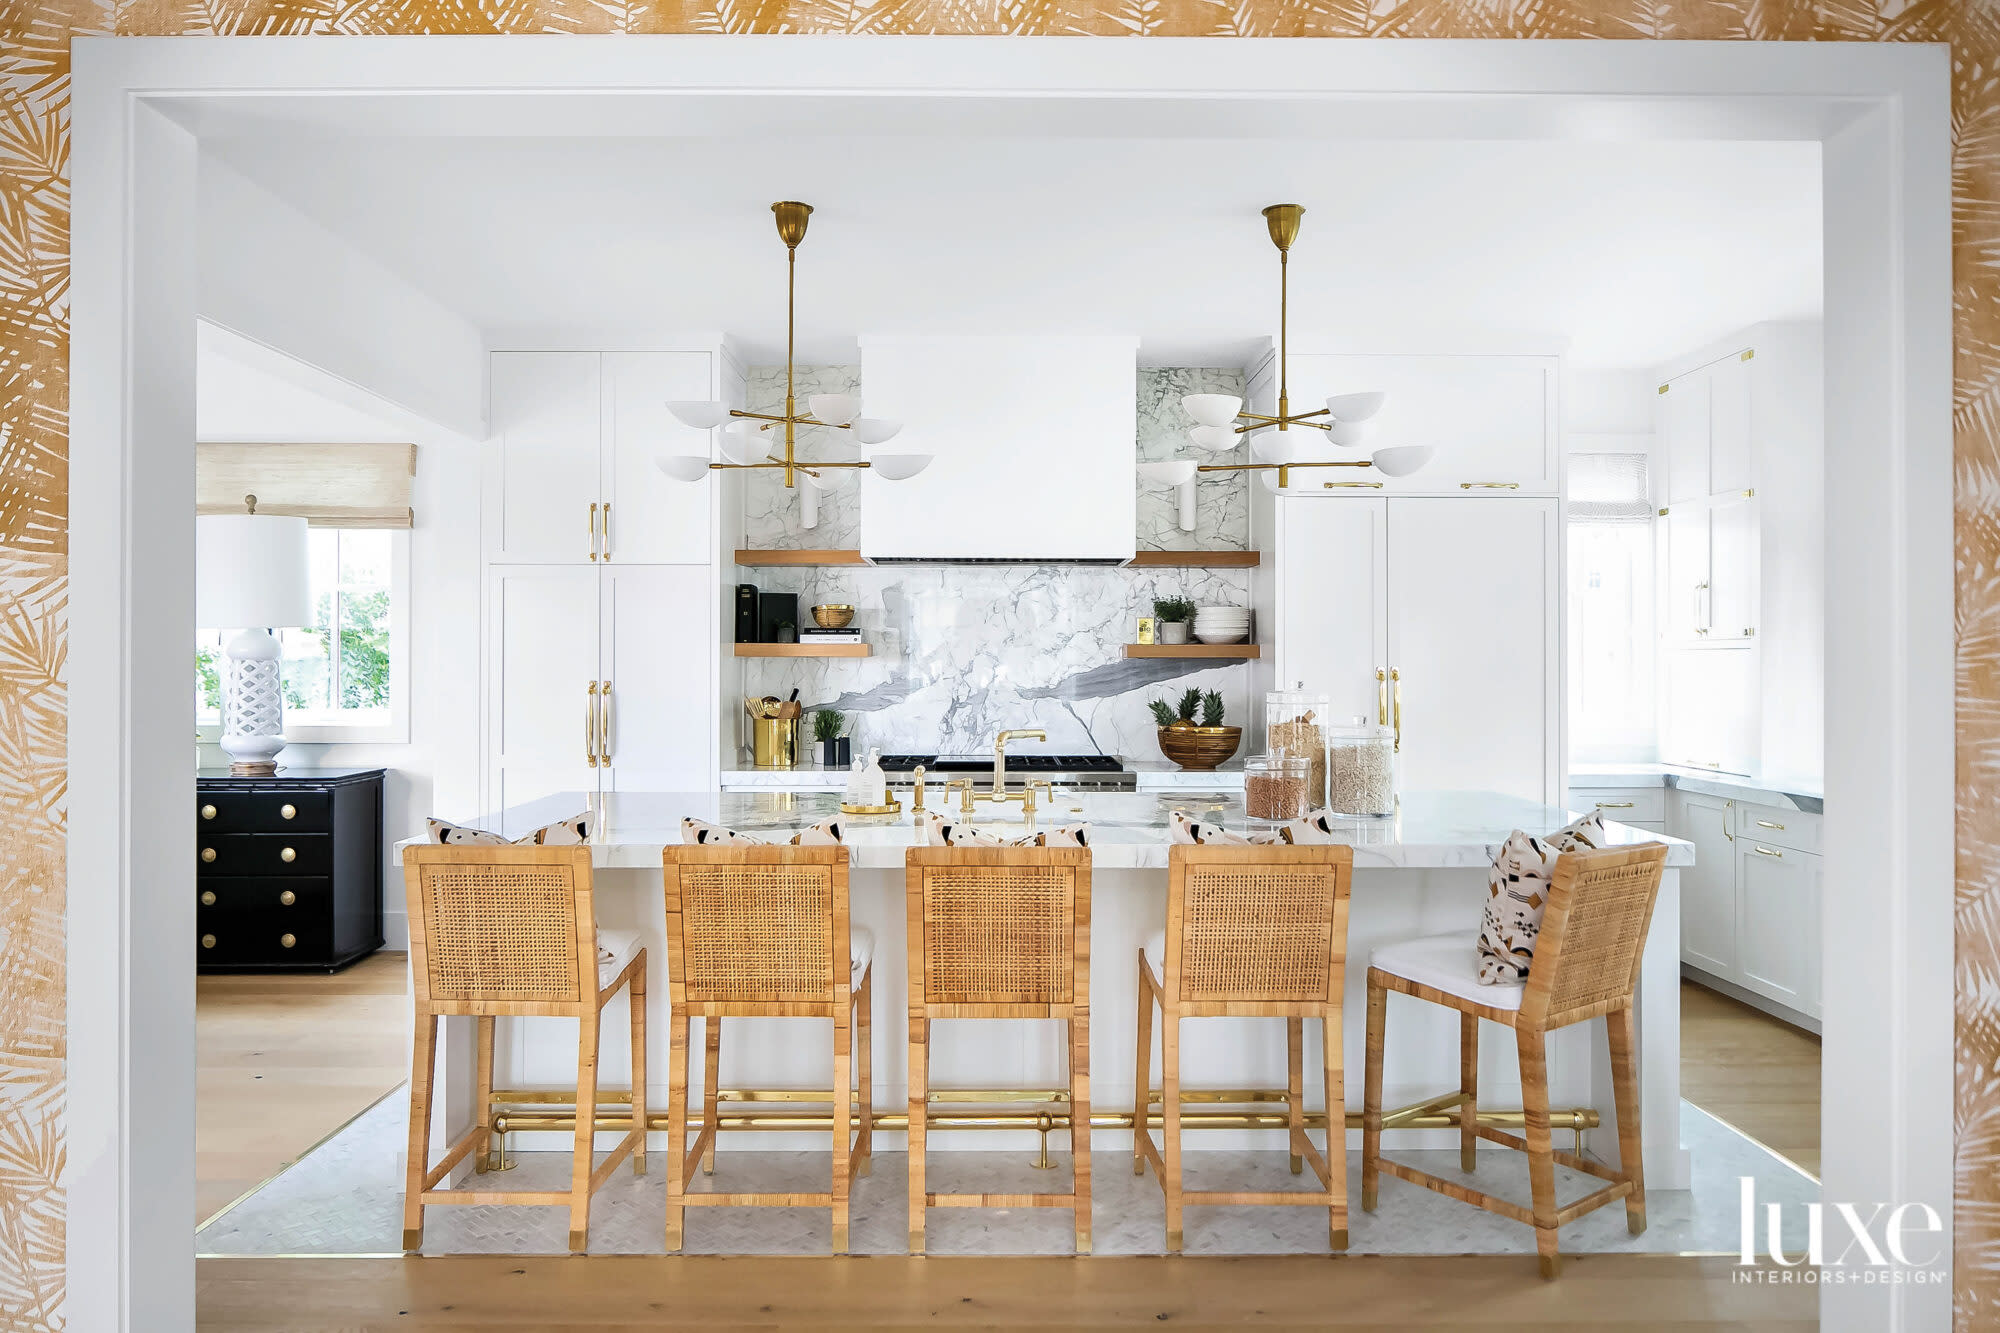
[400,845,647,1254]
[905,845,1093,1255]
[1361,842,1669,1279]
[662,844,873,1254]
[1133,843,1354,1253]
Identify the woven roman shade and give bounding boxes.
[1566,452,1651,522]
[196,442,416,528]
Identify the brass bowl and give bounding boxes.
[1157,725,1242,771]
[812,604,855,629]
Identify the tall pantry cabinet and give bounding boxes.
[483,349,735,814]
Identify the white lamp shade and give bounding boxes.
[658,454,714,482]
[720,420,768,465]
[801,464,854,491]
[196,514,312,628]
[868,454,932,481]
[1186,425,1240,451]
[1325,391,1387,422]
[1370,445,1435,478]
[1137,461,1197,486]
[1250,431,1295,464]
[1182,393,1244,428]
[852,418,902,446]
[1329,420,1368,447]
[667,400,729,430]
[809,393,862,426]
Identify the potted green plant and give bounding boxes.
[1153,596,1195,646]
[1148,688,1241,770]
[813,709,850,769]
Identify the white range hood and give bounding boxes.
[858,335,1137,563]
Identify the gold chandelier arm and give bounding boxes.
[729,409,792,425]
[1196,459,1373,473]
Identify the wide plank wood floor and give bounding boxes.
[1678,979,1821,1177]
[195,1254,1814,1330]
[197,950,410,1224]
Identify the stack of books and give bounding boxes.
[799,626,864,645]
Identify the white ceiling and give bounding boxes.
[205,133,1821,370]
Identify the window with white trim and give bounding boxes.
[1567,452,1656,761]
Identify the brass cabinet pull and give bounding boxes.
[599,680,613,764]
[201,934,217,949]
[200,803,217,821]
[280,803,296,820]
[1753,844,1783,859]
[1390,667,1402,753]
[601,504,612,559]
[280,847,297,863]
[586,681,600,768]
[1756,818,1785,830]
[588,502,599,560]
[280,933,297,949]
[200,847,217,864]
[1376,668,1388,726]
[1595,801,1635,809]
[1324,481,1383,489]
[1459,482,1521,490]
[279,890,296,906]
[200,891,216,906]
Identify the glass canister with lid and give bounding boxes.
[1264,686,1329,808]
[1244,751,1314,825]
[1326,715,1397,818]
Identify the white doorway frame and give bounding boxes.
[68,35,1952,1333]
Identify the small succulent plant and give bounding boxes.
[1152,596,1195,624]
[812,708,845,743]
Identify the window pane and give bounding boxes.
[1567,520,1656,758]
[338,529,393,587]
[339,585,392,710]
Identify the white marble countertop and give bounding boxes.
[721,757,1247,792]
[1567,762,1822,812]
[400,789,1691,872]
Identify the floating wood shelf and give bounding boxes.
[1126,551,1262,568]
[734,549,868,566]
[1125,643,1260,659]
[735,643,872,658]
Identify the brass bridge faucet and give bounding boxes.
[991,728,1048,802]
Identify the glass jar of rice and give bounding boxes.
[1264,687,1329,808]
[1326,716,1397,818]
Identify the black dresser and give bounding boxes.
[197,767,386,973]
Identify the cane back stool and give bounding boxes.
[905,845,1093,1254]
[661,844,873,1253]
[1134,843,1354,1253]
[1362,841,1669,1278]
[401,844,648,1253]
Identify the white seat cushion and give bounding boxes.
[1141,928,1167,975]
[1371,934,1523,1011]
[849,925,874,990]
[597,928,642,988]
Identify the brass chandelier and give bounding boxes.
[1181,205,1432,489]
[658,202,932,490]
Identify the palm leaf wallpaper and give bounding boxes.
[0,3,1991,1327]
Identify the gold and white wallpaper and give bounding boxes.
[1,3,1995,1328]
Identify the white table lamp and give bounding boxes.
[197,495,312,775]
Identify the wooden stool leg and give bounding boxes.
[1321,1008,1347,1251]
[568,1004,601,1253]
[629,968,648,1178]
[1069,1011,1092,1255]
[1516,1027,1561,1279]
[856,970,874,1178]
[1286,1017,1305,1175]
[1162,1010,1184,1253]
[1361,976,1386,1213]
[1606,1005,1647,1235]
[1132,960,1153,1177]
[472,1015,495,1173]
[1459,1012,1479,1174]
[701,1016,722,1175]
[665,1011,689,1253]
[832,1005,853,1254]
[907,1014,928,1254]
[401,1010,438,1252]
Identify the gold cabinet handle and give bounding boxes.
[200,803,217,821]
[588,502,599,561]
[1755,818,1785,831]
[599,680,613,764]
[1376,668,1388,726]
[586,681,600,768]
[1459,482,1521,490]
[280,803,296,820]
[201,847,217,864]
[200,890,216,906]
[279,847,296,863]
[1753,844,1783,859]
[280,933,297,949]
[601,504,612,560]
[279,890,296,906]
[1390,667,1402,753]
[1595,801,1635,809]
[1324,481,1383,489]
[201,934,217,949]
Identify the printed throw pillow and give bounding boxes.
[918,809,1090,848]
[680,816,847,846]
[1167,810,1251,845]
[1166,808,1340,846]
[428,813,594,846]
[1475,811,1608,986]
[426,817,507,846]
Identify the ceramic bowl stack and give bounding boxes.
[1193,605,1252,644]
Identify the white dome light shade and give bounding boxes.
[1329,420,1368,447]
[1325,391,1387,423]
[719,421,768,465]
[808,393,862,426]
[1370,445,1435,478]
[1182,393,1244,429]
[1186,425,1240,451]
[852,418,902,446]
[801,464,854,491]
[658,455,713,482]
[868,454,932,481]
[667,400,729,430]
[1137,460,1197,486]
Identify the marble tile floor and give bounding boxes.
[197,1098,1813,1258]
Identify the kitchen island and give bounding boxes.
[398,790,1690,1187]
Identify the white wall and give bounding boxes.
[1564,368,1657,436]
[197,324,482,949]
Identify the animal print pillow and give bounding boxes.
[918,809,1090,848]
[1475,811,1608,986]
[680,816,846,846]
[1167,808,1340,846]
[427,813,593,846]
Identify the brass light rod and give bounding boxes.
[1198,458,1374,489]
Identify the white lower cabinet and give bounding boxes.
[1734,839,1821,1017]
[1676,793,1739,978]
[1671,789,1822,1024]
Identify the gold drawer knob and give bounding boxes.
[280,804,296,820]
[280,933,297,949]
[201,934,216,949]
[200,890,216,906]
[280,847,297,863]
[200,804,217,820]
[200,847,217,864]
[279,890,296,906]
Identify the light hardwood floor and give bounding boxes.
[197,950,411,1225]
[1678,979,1821,1178]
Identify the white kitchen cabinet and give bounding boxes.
[601,352,717,566]
[1734,839,1821,1019]
[1709,353,1755,495]
[1706,496,1758,641]
[488,564,604,813]
[1660,368,1711,504]
[1272,495,1388,728]
[1673,789,1822,1026]
[598,565,713,792]
[1283,353,1558,494]
[1676,792,1738,976]
[1568,786,1667,825]
[1665,507,1710,643]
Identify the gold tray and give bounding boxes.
[839,798,904,817]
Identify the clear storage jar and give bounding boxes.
[1326,716,1397,818]
[1244,752,1314,824]
[1264,687,1329,808]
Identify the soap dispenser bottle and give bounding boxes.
[862,747,887,806]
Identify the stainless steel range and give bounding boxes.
[876,753,1136,793]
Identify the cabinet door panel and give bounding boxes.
[1661,648,1758,776]
[489,566,602,809]
[1708,496,1758,640]
[490,353,602,564]
[600,566,714,792]
[603,351,714,564]
[1273,496,1387,729]
[1678,794,1737,974]
[1736,843,1820,1016]
[1709,353,1754,495]
[1665,507,1711,642]
[1660,369,1711,505]
[1386,498,1556,803]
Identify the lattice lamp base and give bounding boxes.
[220,626,289,776]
